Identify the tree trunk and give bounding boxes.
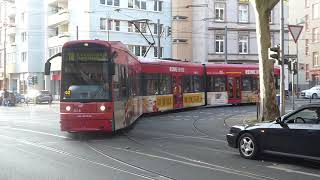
[252,2,280,121]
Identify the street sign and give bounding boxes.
[288,25,303,43]
[284,54,297,59]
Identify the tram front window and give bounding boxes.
[61,62,111,101]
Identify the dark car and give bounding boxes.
[227,104,320,161]
[35,90,53,104]
[0,91,16,106]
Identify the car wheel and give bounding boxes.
[20,99,25,103]
[312,93,318,99]
[238,133,259,159]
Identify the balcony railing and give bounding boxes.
[48,9,69,27]
[48,33,70,47]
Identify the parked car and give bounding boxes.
[14,92,25,103]
[226,104,320,161]
[26,90,53,104]
[300,86,320,99]
[0,91,16,106]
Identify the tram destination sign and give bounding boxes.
[284,54,297,59]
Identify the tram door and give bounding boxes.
[227,76,241,104]
[173,76,183,109]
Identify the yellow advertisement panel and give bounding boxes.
[183,93,205,108]
[156,95,174,110]
[143,95,174,113]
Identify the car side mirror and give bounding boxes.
[44,62,51,75]
[276,117,285,125]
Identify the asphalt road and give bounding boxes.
[0,103,319,180]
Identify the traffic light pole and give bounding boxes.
[292,69,295,110]
[280,0,285,115]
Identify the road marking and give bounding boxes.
[267,165,320,178]
[0,134,156,180]
[98,144,277,180]
[0,126,70,139]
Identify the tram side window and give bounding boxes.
[208,76,226,92]
[183,76,193,93]
[183,75,204,93]
[242,77,252,91]
[113,65,128,101]
[193,75,203,92]
[159,74,172,95]
[143,74,159,95]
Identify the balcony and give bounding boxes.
[48,32,70,47]
[48,9,69,27]
[47,0,67,6]
[7,5,16,17]
[6,26,16,35]
[7,63,16,74]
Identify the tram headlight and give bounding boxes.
[100,105,106,111]
[66,106,71,112]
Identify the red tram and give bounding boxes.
[44,40,280,133]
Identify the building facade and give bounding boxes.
[0,0,45,93]
[172,0,289,64]
[45,0,172,99]
[304,0,320,87]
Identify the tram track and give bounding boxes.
[119,131,279,180]
[0,134,168,180]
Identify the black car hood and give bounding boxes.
[232,122,274,131]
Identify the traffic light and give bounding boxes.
[167,26,172,37]
[292,61,298,75]
[268,45,280,64]
[31,76,35,85]
[33,76,38,84]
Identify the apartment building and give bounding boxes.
[172,0,289,64]
[304,0,320,87]
[45,0,172,99]
[0,0,45,92]
[288,0,309,90]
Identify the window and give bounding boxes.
[215,3,225,21]
[153,23,163,35]
[269,10,273,23]
[127,45,148,57]
[285,107,320,124]
[108,19,120,31]
[182,75,203,93]
[208,76,226,92]
[154,47,163,58]
[305,15,309,31]
[100,0,105,5]
[242,77,258,91]
[313,52,319,67]
[312,3,319,19]
[128,21,134,32]
[154,0,163,11]
[159,74,172,94]
[21,32,27,42]
[306,64,310,80]
[312,28,319,42]
[21,52,27,62]
[21,12,25,24]
[215,35,224,53]
[128,0,133,8]
[305,0,309,8]
[100,18,106,30]
[239,4,249,23]
[134,0,146,10]
[143,74,159,95]
[306,39,310,56]
[239,34,248,54]
[107,0,119,6]
[0,53,2,68]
